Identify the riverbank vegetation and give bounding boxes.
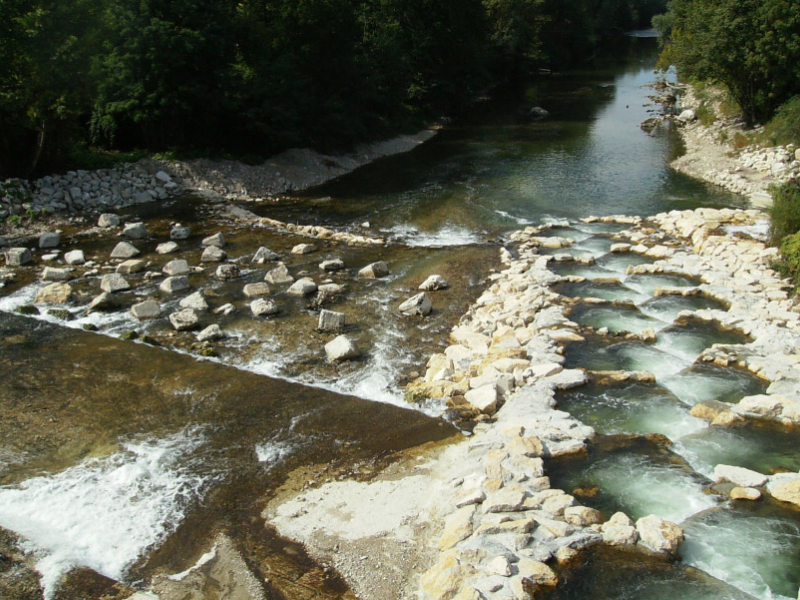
[770,180,800,290]
[0,0,665,179]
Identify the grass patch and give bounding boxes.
[769,180,800,244]
[696,102,717,127]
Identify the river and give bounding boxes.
[0,32,796,600]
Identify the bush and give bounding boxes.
[769,180,800,244]
[781,232,800,279]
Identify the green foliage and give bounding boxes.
[0,0,668,177]
[657,0,800,126]
[759,96,800,148]
[769,180,800,244]
[779,232,800,289]
[695,102,716,127]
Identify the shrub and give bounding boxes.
[759,96,800,147]
[779,232,800,291]
[696,102,717,127]
[769,180,800,244]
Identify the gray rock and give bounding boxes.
[264,263,293,285]
[202,232,225,248]
[419,274,449,291]
[251,298,279,317]
[319,258,345,272]
[180,291,209,311]
[155,170,172,183]
[243,283,270,298]
[291,243,315,255]
[39,232,60,249]
[64,250,85,265]
[110,241,140,259]
[713,465,768,488]
[170,225,191,240]
[252,247,279,263]
[41,267,72,282]
[35,282,73,304]
[87,291,119,313]
[5,247,32,266]
[398,292,432,316]
[123,222,148,239]
[156,241,179,254]
[196,324,224,342]
[677,109,696,123]
[100,273,130,293]
[324,335,360,362]
[159,276,190,294]
[215,264,240,281]
[287,277,317,296]
[131,299,161,320]
[201,246,227,262]
[163,259,189,277]
[169,308,199,331]
[98,213,120,228]
[358,261,389,278]
[116,259,147,275]
[318,309,346,332]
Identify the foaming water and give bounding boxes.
[382,223,482,247]
[662,364,767,406]
[0,427,210,598]
[682,506,800,600]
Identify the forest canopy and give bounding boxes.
[0,0,665,178]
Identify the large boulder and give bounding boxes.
[179,291,209,311]
[39,232,60,249]
[169,308,199,331]
[419,274,449,291]
[64,250,86,266]
[201,246,227,262]
[251,298,279,317]
[215,264,240,281]
[116,259,146,275]
[243,283,270,298]
[358,261,389,279]
[5,247,32,266]
[162,259,189,277]
[635,515,684,556]
[464,384,499,414]
[123,222,148,239]
[252,247,279,263]
[160,276,190,294]
[170,225,191,240]
[324,335,360,362]
[98,213,120,228]
[264,263,293,285]
[291,243,315,255]
[131,299,161,320]
[41,267,71,282]
[287,277,317,296]
[35,282,73,304]
[110,241,140,259]
[713,465,767,488]
[398,292,432,316]
[100,273,130,293]
[318,309,346,332]
[201,232,225,248]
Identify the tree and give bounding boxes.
[659,0,800,125]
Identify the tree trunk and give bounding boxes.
[24,120,46,178]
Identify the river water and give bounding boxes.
[1,33,796,600]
